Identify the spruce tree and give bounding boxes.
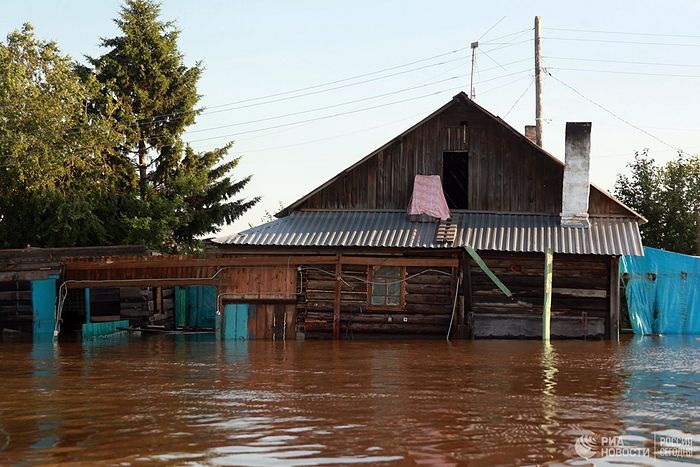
[90,0,258,252]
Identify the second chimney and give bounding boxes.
[525,125,537,143]
[561,122,591,228]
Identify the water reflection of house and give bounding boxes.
[0,94,645,341]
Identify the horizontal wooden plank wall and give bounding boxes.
[302,264,455,339]
[217,266,296,301]
[469,252,610,335]
[296,99,631,217]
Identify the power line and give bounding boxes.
[548,67,700,79]
[481,38,534,54]
[226,59,530,145]
[547,71,685,154]
[186,75,464,135]
[544,27,700,40]
[204,46,470,110]
[60,45,473,136]
[545,56,700,68]
[544,36,700,47]
[477,48,506,71]
[63,47,519,137]
[5,69,530,160]
[127,53,523,132]
[480,28,533,44]
[186,88,464,144]
[121,55,471,131]
[70,50,526,139]
[504,78,535,118]
[60,53,473,139]
[186,72,531,145]
[191,55,471,118]
[478,16,506,41]
[163,69,531,143]
[223,112,429,155]
[479,74,532,95]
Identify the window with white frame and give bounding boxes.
[369,266,403,308]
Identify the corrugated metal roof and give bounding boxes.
[217,210,643,256]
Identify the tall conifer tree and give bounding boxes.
[90,0,257,252]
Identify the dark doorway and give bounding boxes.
[442,152,469,209]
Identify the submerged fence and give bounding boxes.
[621,246,700,335]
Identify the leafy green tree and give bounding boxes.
[615,150,700,254]
[0,24,125,248]
[88,0,257,252]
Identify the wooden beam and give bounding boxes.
[65,279,218,289]
[64,255,341,270]
[464,247,512,297]
[609,256,620,341]
[64,255,459,271]
[219,293,297,303]
[339,256,458,267]
[333,260,341,340]
[553,287,607,298]
[542,247,553,341]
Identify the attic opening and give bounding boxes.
[442,152,469,209]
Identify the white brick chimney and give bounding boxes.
[561,122,591,228]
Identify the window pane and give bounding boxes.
[387,295,400,306]
[388,282,400,297]
[375,266,401,278]
[371,294,385,305]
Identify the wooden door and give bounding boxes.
[222,303,249,340]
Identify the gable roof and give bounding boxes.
[276,92,645,221]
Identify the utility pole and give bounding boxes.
[469,41,478,100]
[534,16,544,147]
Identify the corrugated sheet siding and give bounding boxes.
[219,210,643,256]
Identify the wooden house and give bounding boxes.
[215,92,644,340]
[0,246,148,337]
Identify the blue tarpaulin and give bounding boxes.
[621,246,700,335]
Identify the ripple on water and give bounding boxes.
[0,336,698,465]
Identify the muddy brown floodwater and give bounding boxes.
[0,334,698,466]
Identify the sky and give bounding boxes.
[3,1,700,238]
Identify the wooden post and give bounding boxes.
[333,258,341,340]
[155,287,162,315]
[470,41,479,99]
[543,248,553,341]
[84,288,91,324]
[609,256,620,341]
[534,16,544,147]
[461,253,473,339]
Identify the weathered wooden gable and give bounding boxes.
[280,93,635,218]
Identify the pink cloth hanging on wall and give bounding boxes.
[407,175,451,220]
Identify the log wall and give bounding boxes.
[469,252,611,337]
[301,263,456,339]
